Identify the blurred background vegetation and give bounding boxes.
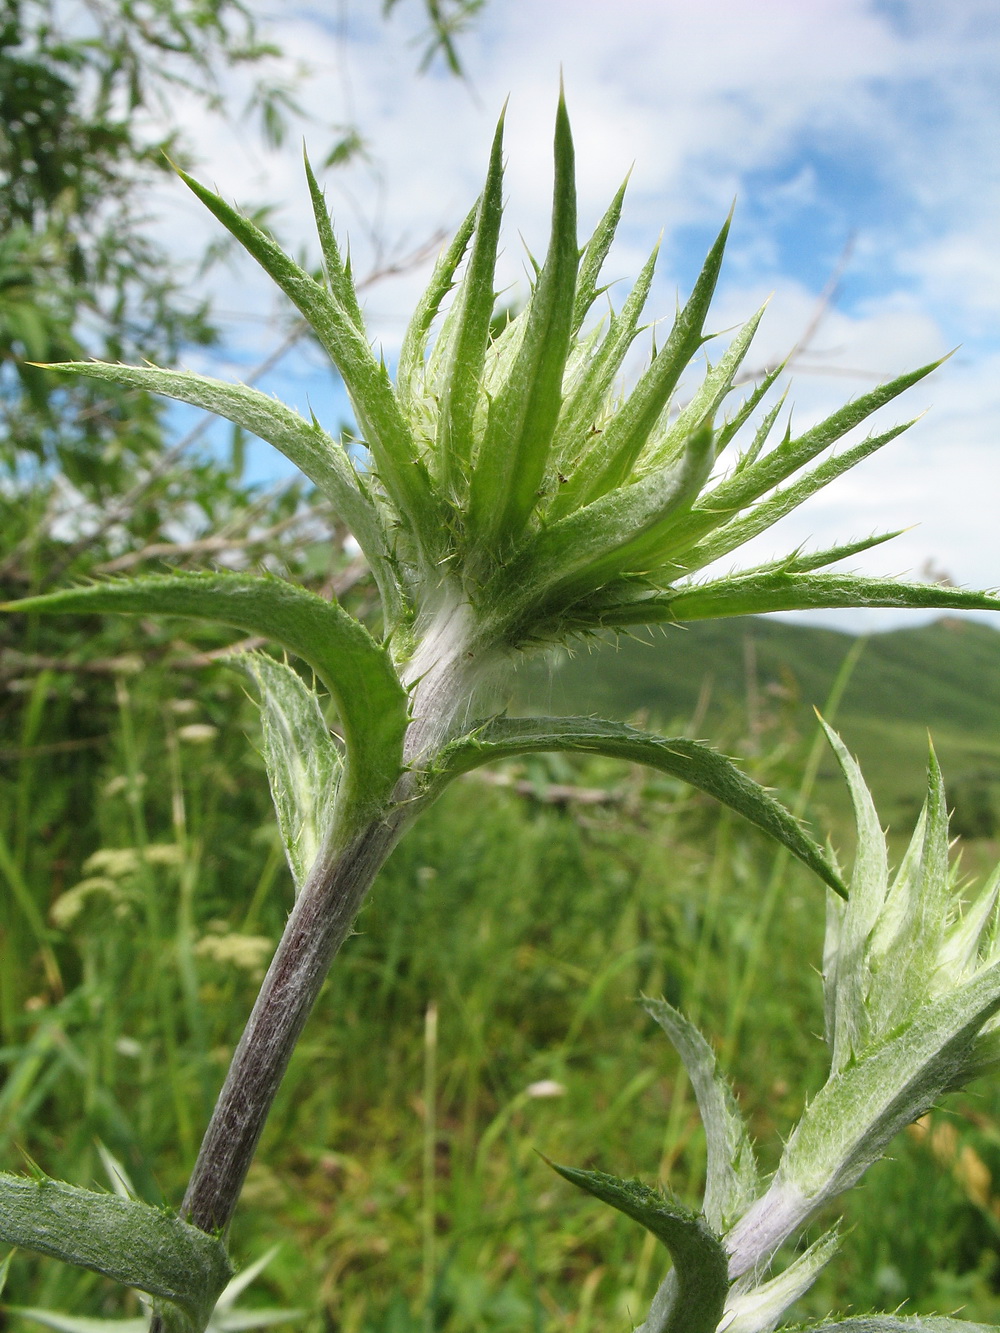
[1,3,1000,1330]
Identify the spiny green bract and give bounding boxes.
[42,93,998,654]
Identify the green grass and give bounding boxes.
[2,622,1000,1329]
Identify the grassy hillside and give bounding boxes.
[514,615,1000,836]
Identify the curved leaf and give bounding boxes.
[2,574,408,824]
[0,1171,232,1332]
[468,92,578,549]
[600,572,1000,626]
[237,653,342,893]
[42,360,401,622]
[642,998,759,1232]
[435,715,844,895]
[549,1163,727,1333]
[802,1320,998,1333]
[172,166,442,566]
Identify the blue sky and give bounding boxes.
[151,0,1000,630]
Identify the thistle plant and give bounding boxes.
[1,93,999,1330]
[552,726,1000,1333]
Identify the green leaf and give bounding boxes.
[615,572,1000,624]
[435,715,844,894]
[547,238,660,516]
[571,173,629,337]
[780,955,1000,1208]
[800,1318,999,1332]
[397,205,477,408]
[6,1311,148,1332]
[0,1172,232,1332]
[436,111,506,498]
[645,304,767,470]
[468,93,579,549]
[172,166,441,565]
[237,654,342,894]
[742,530,908,579]
[560,209,730,512]
[2,574,408,828]
[819,722,889,1075]
[702,358,944,518]
[303,150,365,331]
[548,1163,728,1333]
[642,998,759,1232]
[677,420,915,574]
[42,360,401,623]
[518,420,714,611]
[718,1227,839,1333]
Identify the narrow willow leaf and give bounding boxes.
[397,203,477,407]
[619,572,1000,624]
[520,420,713,608]
[435,715,844,894]
[700,358,943,519]
[43,361,401,620]
[303,150,365,331]
[549,1163,728,1333]
[238,654,342,894]
[468,94,578,549]
[3,574,408,824]
[721,1227,839,1333]
[677,420,914,575]
[560,209,731,512]
[571,172,629,336]
[548,239,660,514]
[0,1172,232,1331]
[642,998,759,1232]
[436,112,505,496]
[172,166,441,563]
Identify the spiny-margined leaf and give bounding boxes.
[715,363,786,457]
[434,715,844,894]
[800,1318,999,1332]
[0,1171,232,1332]
[237,654,342,894]
[718,1227,839,1333]
[642,997,759,1232]
[555,210,730,515]
[744,530,907,579]
[548,1163,727,1333]
[2,574,408,825]
[172,166,442,565]
[571,173,629,337]
[644,304,767,470]
[608,571,1000,625]
[548,239,660,490]
[820,722,889,1074]
[779,956,1000,1212]
[397,203,477,408]
[518,421,714,609]
[468,92,578,550]
[303,151,365,332]
[699,357,943,518]
[42,361,401,622]
[676,419,915,575]
[436,111,506,497]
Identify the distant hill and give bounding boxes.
[513,616,1000,837]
